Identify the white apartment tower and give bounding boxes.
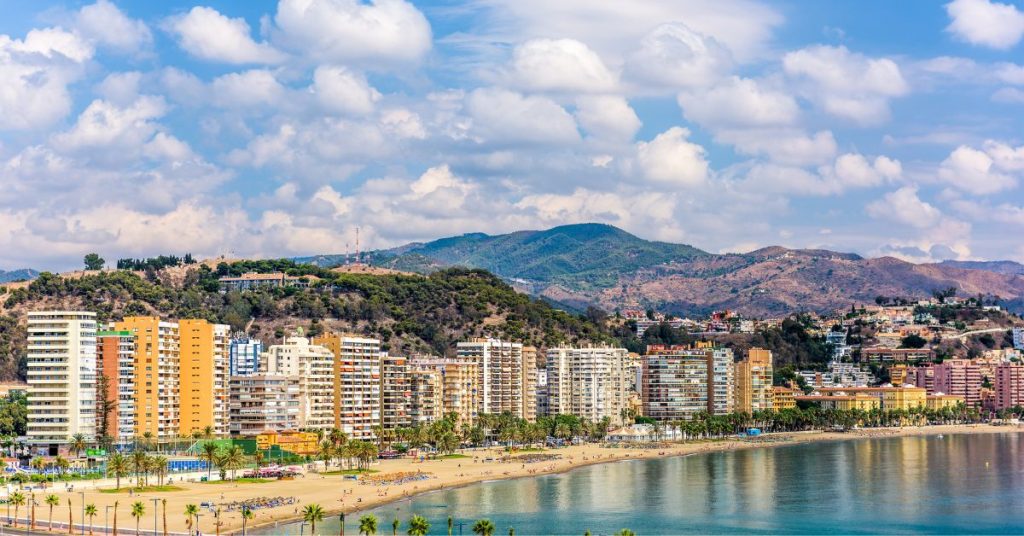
[27,311,98,447]
[312,333,382,440]
[546,346,630,424]
[457,338,535,420]
[262,336,335,431]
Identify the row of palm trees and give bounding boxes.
[5,492,163,536]
[337,512,636,536]
[104,450,171,489]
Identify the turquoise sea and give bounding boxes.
[255,432,1024,535]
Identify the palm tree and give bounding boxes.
[108,453,130,490]
[253,451,265,471]
[152,456,169,486]
[302,504,325,534]
[69,434,88,458]
[407,515,429,536]
[9,491,25,527]
[112,501,118,536]
[184,504,199,536]
[46,493,60,530]
[202,442,219,480]
[448,516,454,536]
[392,517,400,536]
[202,425,214,439]
[68,497,74,535]
[216,445,247,481]
[162,498,168,536]
[508,529,513,536]
[240,506,254,536]
[85,504,97,535]
[131,502,145,536]
[358,513,378,535]
[472,519,495,536]
[131,451,148,487]
[615,530,636,536]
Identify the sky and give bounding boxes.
[1,0,1024,271]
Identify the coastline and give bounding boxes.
[37,423,1022,535]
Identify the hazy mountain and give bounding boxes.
[299,224,1024,317]
[936,260,1024,276]
[0,269,38,284]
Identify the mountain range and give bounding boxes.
[298,223,1024,317]
[0,269,38,284]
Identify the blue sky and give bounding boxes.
[1,0,1023,271]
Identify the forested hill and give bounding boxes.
[0,261,619,380]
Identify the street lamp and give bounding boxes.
[300,521,309,536]
[104,505,112,536]
[151,498,159,536]
[79,491,85,535]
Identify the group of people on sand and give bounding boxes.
[222,496,297,512]
[361,471,432,486]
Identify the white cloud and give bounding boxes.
[75,0,152,54]
[271,0,432,66]
[991,87,1024,103]
[95,71,143,105]
[945,0,1024,49]
[0,28,92,130]
[866,187,941,228]
[715,129,837,166]
[938,144,1018,194]
[211,70,287,108]
[54,96,167,151]
[465,88,580,145]
[827,153,901,188]
[167,6,286,64]
[504,38,616,93]
[783,45,908,125]
[311,66,381,115]
[635,127,708,187]
[677,76,799,128]
[574,95,641,143]
[624,23,733,89]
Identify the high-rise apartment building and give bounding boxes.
[228,374,301,436]
[409,368,443,425]
[380,355,411,431]
[1013,327,1024,351]
[457,338,534,419]
[411,357,479,427]
[263,336,335,431]
[735,348,773,414]
[995,363,1024,410]
[229,335,263,376]
[933,359,983,406]
[26,311,98,447]
[546,346,630,424]
[641,344,735,421]
[96,330,135,443]
[312,333,381,440]
[178,319,231,437]
[113,316,180,439]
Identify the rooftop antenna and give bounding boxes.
[355,226,361,265]
[345,242,350,266]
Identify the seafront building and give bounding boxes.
[641,343,735,421]
[735,348,773,413]
[312,333,381,439]
[26,311,98,449]
[932,359,983,407]
[263,336,336,431]
[411,357,479,426]
[228,374,301,435]
[380,354,412,430]
[113,316,181,439]
[178,319,231,437]
[96,329,135,443]
[546,346,630,424]
[229,335,263,376]
[408,368,443,425]
[457,338,536,420]
[995,363,1024,410]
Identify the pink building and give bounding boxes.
[995,364,1024,410]
[907,365,935,393]
[933,359,982,407]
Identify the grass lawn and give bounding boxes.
[437,453,470,459]
[321,469,379,475]
[201,478,273,484]
[100,485,185,494]
[510,447,547,453]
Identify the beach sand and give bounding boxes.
[21,424,1020,535]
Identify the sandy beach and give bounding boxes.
[18,424,1021,535]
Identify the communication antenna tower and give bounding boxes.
[355,227,361,265]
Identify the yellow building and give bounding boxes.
[178,319,231,437]
[881,386,927,410]
[772,386,797,410]
[114,316,180,440]
[735,348,774,414]
[819,394,881,411]
[256,430,318,455]
[926,394,964,410]
[312,333,381,439]
[890,364,909,387]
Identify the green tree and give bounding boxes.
[45,493,60,530]
[407,515,430,536]
[448,516,454,536]
[359,513,379,535]
[84,253,105,270]
[69,433,88,458]
[184,504,199,536]
[108,453,130,489]
[472,519,495,536]
[85,504,98,535]
[9,491,25,527]
[240,506,254,536]
[392,517,400,536]
[131,502,145,536]
[616,530,636,536]
[202,441,220,479]
[302,504,325,534]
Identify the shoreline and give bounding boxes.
[248,423,1021,534]
[33,423,1021,535]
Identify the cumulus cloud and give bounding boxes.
[271,0,432,66]
[573,95,641,144]
[167,6,286,64]
[945,0,1024,49]
[75,0,152,54]
[623,23,733,89]
[503,38,616,93]
[677,76,799,128]
[783,45,909,125]
[866,186,942,228]
[938,143,1020,194]
[465,88,580,145]
[715,129,837,166]
[635,127,709,187]
[311,66,381,115]
[210,70,288,108]
[0,28,92,130]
